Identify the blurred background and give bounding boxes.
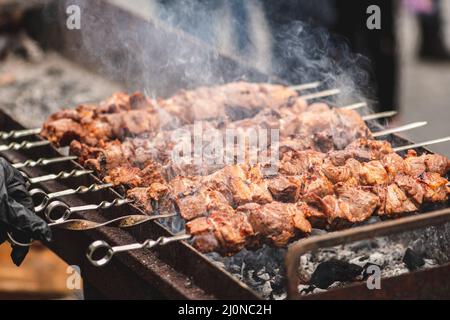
[0,0,449,299]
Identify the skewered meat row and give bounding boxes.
[182,149,449,255]
[41,82,300,147]
[93,138,448,255]
[41,92,160,146]
[68,103,373,181]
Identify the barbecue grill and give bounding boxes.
[1,0,449,300]
[2,107,449,299]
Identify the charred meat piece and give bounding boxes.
[404,150,450,177]
[377,184,418,216]
[159,82,299,124]
[319,186,378,228]
[394,174,425,205]
[70,140,133,176]
[127,187,154,213]
[419,172,449,202]
[381,153,408,178]
[186,208,254,255]
[41,118,83,146]
[359,161,389,185]
[41,92,137,146]
[279,150,326,176]
[330,138,394,166]
[104,160,166,188]
[280,107,372,152]
[187,201,312,255]
[239,202,312,247]
[104,166,144,188]
[267,176,300,203]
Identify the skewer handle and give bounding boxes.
[86,234,192,267]
[30,183,114,213]
[44,198,133,223]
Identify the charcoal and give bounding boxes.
[270,274,285,294]
[403,248,425,271]
[307,259,363,289]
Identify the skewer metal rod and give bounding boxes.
[0,140,50,152]
[6,213,177,247]
[372,121,428,138]
[26,169,93,184]
[302,89,341,101]
[30,183,114,213]
[393,136,450,152]
[0,128,41,140]
[362,111,397,121]
[44,198,133,223]
[86,233,192,267]
[340,102,367,110]
[13,156,78,169]
[52,213,177,231]
[289,82,321,91]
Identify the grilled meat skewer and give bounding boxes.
[41,82,303,147]
[67,103,373,181]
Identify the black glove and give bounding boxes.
[0,157,52,266]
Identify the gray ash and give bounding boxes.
[207,246,287,300]
[297,222,450,296]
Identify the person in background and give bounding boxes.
[405,0,450,61]
[332,0,398,111]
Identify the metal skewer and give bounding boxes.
[54,213,177,231]
[372,121,428,138]
[7,213,177,247]
[289,82,321,91]
[0,128,41,140]
[25,169,93,184]
[86,233,192,267]
[13,156,78,169]
[30,183,114,213]
[393,136,450,152]
[0,140,50,152]
[44,199,133,223]
[302,89,341,101]
[340,102,368,110]
[362,111,397,121]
